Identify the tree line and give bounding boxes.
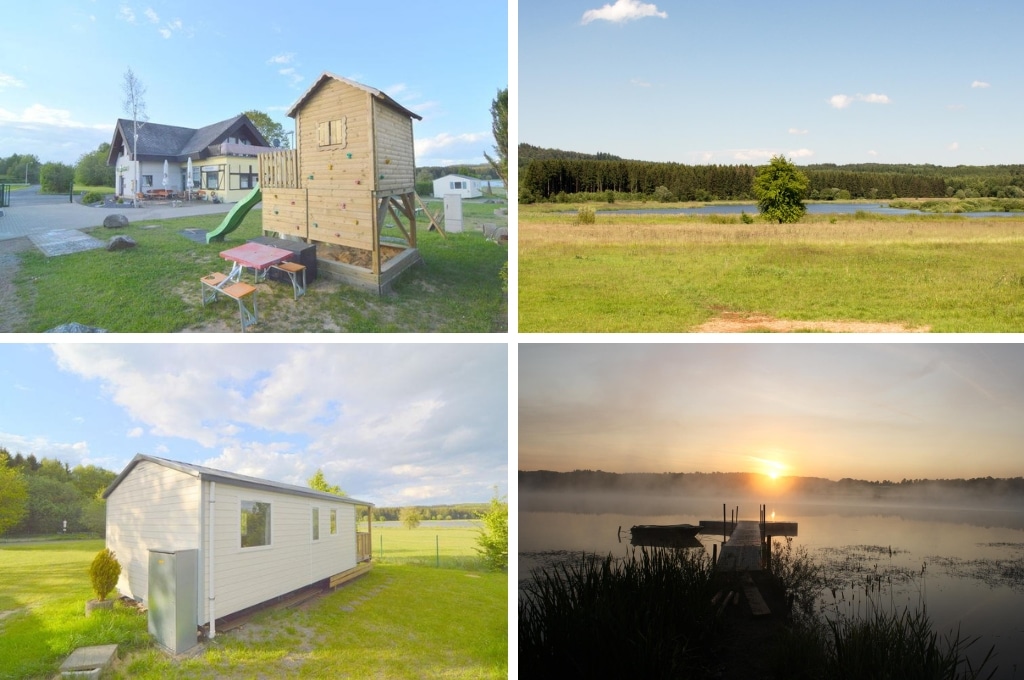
[0,145,115,194]
[372,503,489,523]
[0,448,116,537]
[519,143,1024,202]
[519,469,1024,500]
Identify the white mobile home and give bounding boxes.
[103,454,373,642]
[432,174,482,199]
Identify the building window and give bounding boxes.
[143,175,154,188]
[241,501,271,548]
[239,173,257,190]
[451,181,464,189]
[330,509,337,535]
[312,507,320,541]
[317,117,347,148]
[204,172,219,190]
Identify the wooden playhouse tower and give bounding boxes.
[259,72,423,293]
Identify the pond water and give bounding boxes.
[520,492,1024,678]
[595,202,1022,218]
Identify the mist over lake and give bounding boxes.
[520,486,1024,678]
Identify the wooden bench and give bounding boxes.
[269,261,307,299]
[200,273,258,331]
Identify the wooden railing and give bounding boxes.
[357,531,372,562]
[259,148,299,188]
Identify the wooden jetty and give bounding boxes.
[700,504,798,573]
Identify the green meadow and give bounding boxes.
[519,203,1024,332]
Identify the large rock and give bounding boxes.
[103,214,129,228]
[45,323,108,333]
[107,235,137,251]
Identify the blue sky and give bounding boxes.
[0,343,508,506]
[0,1,508,167]
[520,343,1024,482]
[519,0,1024,165]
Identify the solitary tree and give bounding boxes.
[122,67,148,196]
[483,87,508,187]
[752,155,809,223]
[400,506,422,530]
[242,110,288,148]
[308,468,346,496]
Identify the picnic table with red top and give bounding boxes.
[219,242,294,285]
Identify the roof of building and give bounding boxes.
[103,453,373,507]
[107,114,272,165]
[286,71,422,121]
[434,174,482,182]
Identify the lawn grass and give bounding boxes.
[9,206,507,332]
[0,529,507,679]
[0,539,148,680]
[518,204,1024,332]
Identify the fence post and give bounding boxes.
[436,535,440,568]
[379,534,383,560]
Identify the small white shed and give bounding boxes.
[103,454,373,638]
[432,173,482,199]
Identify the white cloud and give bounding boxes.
[788,128,808,135]
[631,78,652,87]
[971,80,990,89]
[267,53,295,65]
[0,73,26,90]
[278,67,304,87]
[47,344,508,505]
[158,18,182,39]
[415,131,488,159]
[0,104,111,131]
[144,7,159,23]
[118,5,135,23]
[868,150,879,157]
[860,93,890,104]
[127,427,144,438]
[948,141,959,151]
[386,83,408,95]
[732,149,777,162]
[829,94,854,109]
[829,93,890,109]
[788,148,814,158]
[582,0,667,25]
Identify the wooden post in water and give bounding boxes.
[723,503,727,543]
[712,543,717,567]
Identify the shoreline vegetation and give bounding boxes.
[519,543,998,680]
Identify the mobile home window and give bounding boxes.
[330,509,337,535]
[312,507,320,541]
[241,501,271,547]
[451,181,464,189]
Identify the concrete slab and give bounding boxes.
[59,644,117,673]
[28,229,105,256]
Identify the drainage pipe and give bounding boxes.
[208,481,216,638]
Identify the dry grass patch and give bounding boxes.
[694,311,931,333]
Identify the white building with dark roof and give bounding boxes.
[102,454,374,642]
[107,114,276,203]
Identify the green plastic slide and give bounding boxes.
[206,185,262,243]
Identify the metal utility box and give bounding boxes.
[443,194,463,233]
[148,549,198,655]
[250,236,318,282]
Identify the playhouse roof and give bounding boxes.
[103,453,373,506]
[107,114,271,165]
[286,72,422,122]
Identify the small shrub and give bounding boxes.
[89,548,122,601]
[475,495,508,571]
[652,185,675,203]
[740,210,755,224]
[576,206,596,224]
[82,191,104,205]
[604,190,615,204]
